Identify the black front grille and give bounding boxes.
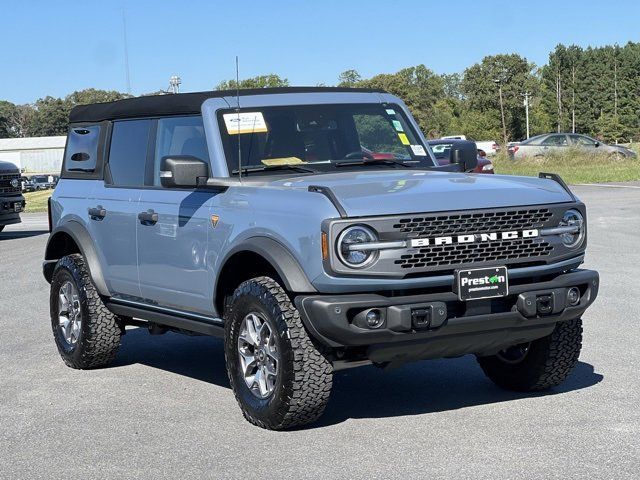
[0,173,21,195]
[393,208,553,238]
[391,208,555,271]
[395,237,553,269]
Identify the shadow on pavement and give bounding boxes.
[0,229,49,240]
[113,328,603,427]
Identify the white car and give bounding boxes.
[441,135,500,157]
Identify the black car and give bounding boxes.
[0,161,26,232]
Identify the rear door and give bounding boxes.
[540,134,570,154]
[136,116,217,315]
[88,119,151,298]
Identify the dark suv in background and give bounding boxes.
[0,161,26,232]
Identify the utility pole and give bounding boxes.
[571,65,576,133]
[495,79,507,146]
[613,57,618,119]
[122,9,131,95]
[523,92,531,139]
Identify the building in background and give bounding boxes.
[0,136,66,173]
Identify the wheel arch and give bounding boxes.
[214,237,316,316]
[44,222,110,296]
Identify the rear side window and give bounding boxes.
[63,125,101,177]
[108,119,151,187]
[151,116,209,186]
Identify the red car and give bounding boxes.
[426,140,494,174]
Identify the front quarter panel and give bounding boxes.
[208,184,339,292]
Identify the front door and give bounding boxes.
[136,116,216,315]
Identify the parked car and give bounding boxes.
[508,133,637,159]
[0,161,26,232]
[28,175,53,190]
[44,87,598,430]
[441,135,500,157]
[427,139,494,174]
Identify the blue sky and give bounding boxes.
[2,0,639,104]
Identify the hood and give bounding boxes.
[269,170,573,217]
[0,160,20,173]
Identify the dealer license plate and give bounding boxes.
[456,266,508,301]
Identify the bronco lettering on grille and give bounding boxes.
[409,229,539,248]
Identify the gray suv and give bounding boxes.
[43,87,599,429]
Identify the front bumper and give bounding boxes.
[295,268,598,361]
[0,195,25,224]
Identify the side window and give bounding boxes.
[64,125,100,173]
[542,135,568,146]
[152,116,209,186]
[576,135,597,146]
[108,119,151,187]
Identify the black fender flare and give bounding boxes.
[44,221,111,296]
[220,237,317,294]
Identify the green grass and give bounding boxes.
[24,189,52,213]
[492,147,640,184]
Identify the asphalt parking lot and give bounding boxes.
[1,184,639,479]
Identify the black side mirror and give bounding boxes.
[450,140,478,172]
[594,141,600,147]
[160,156,209,188]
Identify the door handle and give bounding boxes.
[88,206,106,220]
[138,209,158,225]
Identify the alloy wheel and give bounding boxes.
[237,312,279,399]
[58,281,82,346]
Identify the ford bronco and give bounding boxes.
[0,160,25,232]
[43,87,599,429]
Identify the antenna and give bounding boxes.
[236,56,242,182]
[122,9,131,94]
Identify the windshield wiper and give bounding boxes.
[232,164,316,175]
[334,158,412,168]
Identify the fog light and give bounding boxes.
[365,309,384,329]
[567,287,581,306]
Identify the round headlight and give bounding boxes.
[559,209,585,247]
[337,225,378,268]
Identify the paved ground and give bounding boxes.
[1,184,639,479]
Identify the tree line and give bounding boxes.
[1,42,638,144]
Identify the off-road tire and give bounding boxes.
[224,276,333,430]
[50,254,121,369]
[477,318,582,391]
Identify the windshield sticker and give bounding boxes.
[261,157,305,166]
[398,133,410,145]
[223,112,268,135]
[392,120,404,132]
[385,109,396,116]
[410,144,427,156]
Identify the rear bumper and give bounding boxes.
[295,268,598,361]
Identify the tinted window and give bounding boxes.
[152,116,209,186]
[64,125,100,172]
[108,120,151,186]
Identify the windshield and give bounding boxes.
[217,103,435,175]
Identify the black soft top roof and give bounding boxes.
[69,87,385,123]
